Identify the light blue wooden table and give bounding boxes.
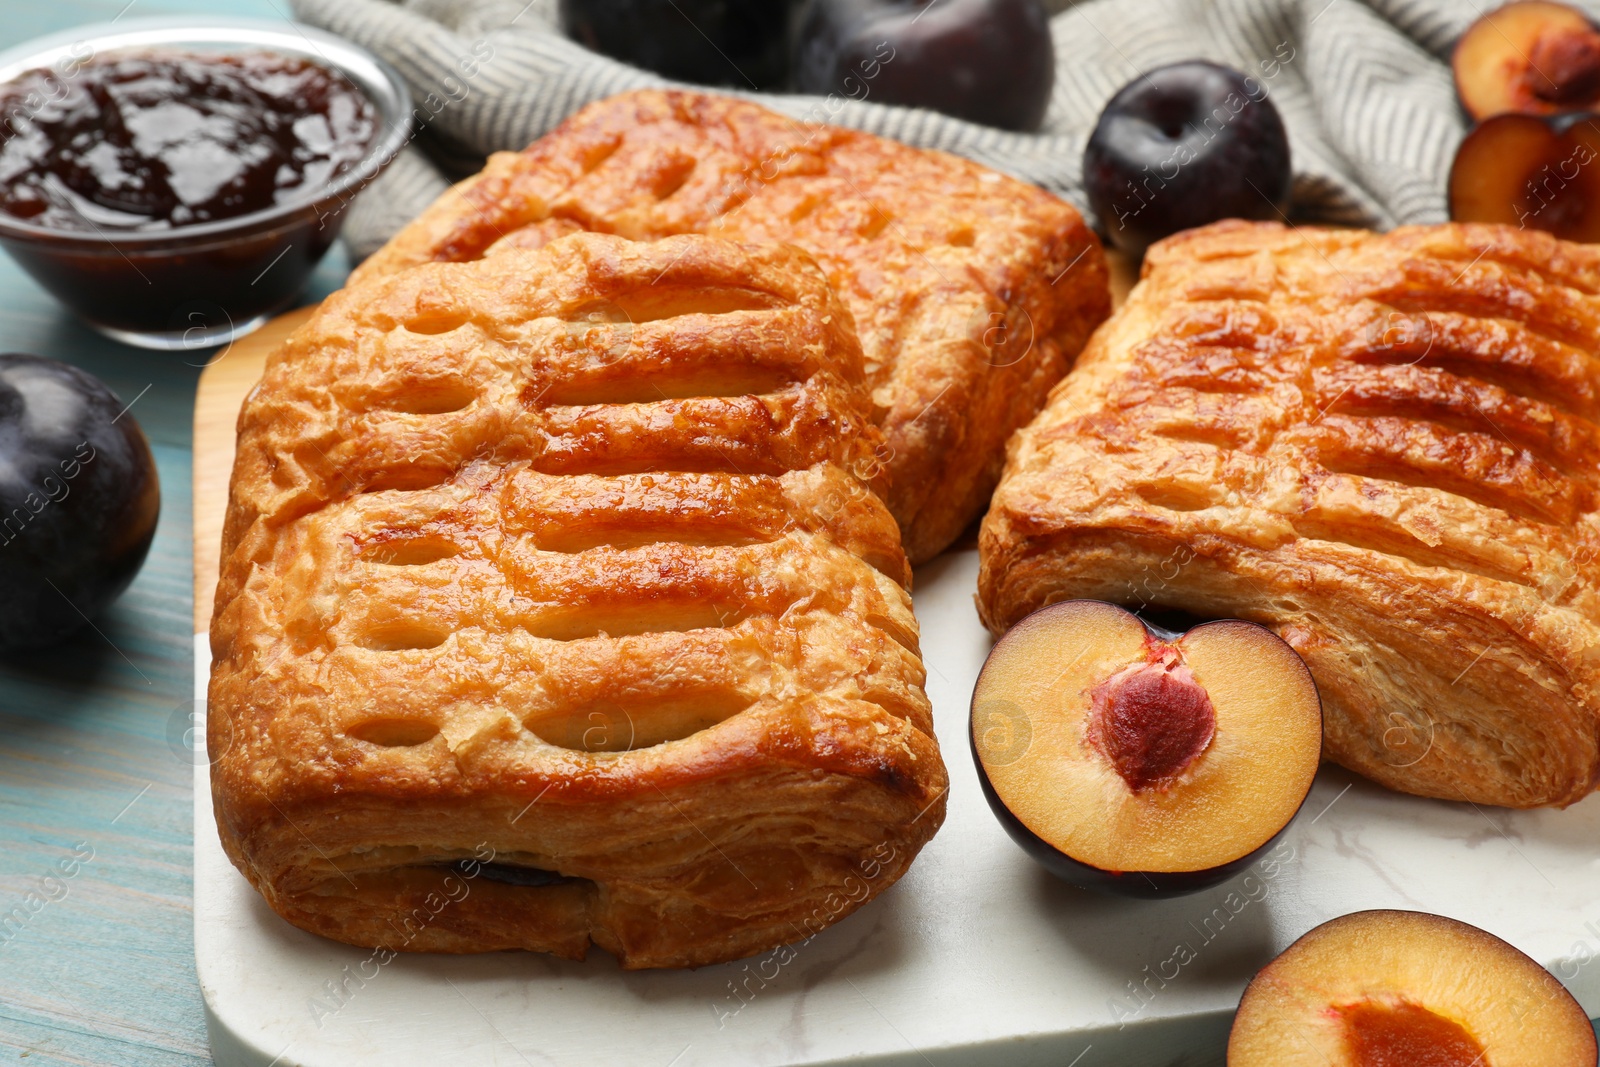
[0,4,347,1064]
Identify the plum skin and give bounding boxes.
[793,0,1055,132]
[0,354,160,650]
[1084,61,1292,256]
[559,0,794,89]
[970,753,1308,898]
[969,612,1321,899]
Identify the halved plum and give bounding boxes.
[970,600,1322,897]
[1455,1,1600,120]
[1448,111,1600,241]
[1228,910,1597,1066]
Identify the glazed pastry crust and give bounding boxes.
[209,233,947,968]
[979,221,1600,810]
[353,89,1111,562]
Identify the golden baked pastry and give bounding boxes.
[209,232,947,969]
[979,220,1600,810]
[352,89,1111,562]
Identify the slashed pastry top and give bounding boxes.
[979,220,1600,810]
[208,232,947,968]
[351,88,1111,562]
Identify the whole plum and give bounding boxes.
[794,0,1055,131]
[1083,61,1292,256]
[0,354,160,650]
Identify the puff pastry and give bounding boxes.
[979,220,1600,810]
[209,232,947,968]
[353,88,1111,562]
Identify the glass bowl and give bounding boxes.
[0,17,412,350]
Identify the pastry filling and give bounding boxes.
[441,860,582,888]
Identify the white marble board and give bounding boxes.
[193,550,1600,1067]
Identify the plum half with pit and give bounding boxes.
[970,600,1322,897]
[793,0,1055,131]
[1083,61,1292,257]
[0,354,160,650]
[1454,1,1600,120]
[1449,111,1600,241]
[1229,910,1597,1065]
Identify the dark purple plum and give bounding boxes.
[559,0,796,89]
[0,354,160,650]
[1083,61,1292,256]
[793,0,1054,131]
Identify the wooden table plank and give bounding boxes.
[0,9,349,1065]
[0,280,343,1067]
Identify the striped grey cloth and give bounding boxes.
[290,0,1599,260]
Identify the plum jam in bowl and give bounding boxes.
[0,18,410,350]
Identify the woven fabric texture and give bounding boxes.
[290,0,1593,258]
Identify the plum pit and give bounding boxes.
[1088,655,1216,791]
[1339,999,1488,1067]
[1527,26,1600,103]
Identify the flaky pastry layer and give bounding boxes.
[352,88,1111,562]
[980,221,1600,809]
[210,233,946,968]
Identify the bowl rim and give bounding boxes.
[0,15,413,248]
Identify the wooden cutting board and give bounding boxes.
[191,305,315,634]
